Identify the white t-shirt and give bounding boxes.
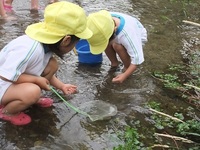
[111,12,147,65]
[0,35,52,101]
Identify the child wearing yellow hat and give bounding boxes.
[87,10,147,83]
[0,1,92,125]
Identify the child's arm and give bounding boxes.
[112,64,137,83]
[2,74,50,90]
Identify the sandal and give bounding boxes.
[3,1,13,12]
[4,5,13,12]
[0,108,31,125]
[36,97,53,108]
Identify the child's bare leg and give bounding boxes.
[31,0,39,10]
[112,42,131,71]
[41,57,58,80]
[3,0,13,12]
[49,0,58,4]
[105,42,119,67]
[3,0,13,6]
[0,0,6,17]
[1,83,41,115]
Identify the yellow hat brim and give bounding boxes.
[89,39,109,55]
[75,27,93,40]
[25,22,65,44]
[25,22,93,44]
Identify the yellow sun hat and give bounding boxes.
[25,1,93,44]
[87,10,114,55]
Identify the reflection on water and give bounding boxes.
[0,0,199,149]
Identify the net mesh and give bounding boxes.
[78,100,117,121]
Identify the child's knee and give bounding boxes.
[24,84,41,103]
[112,43,123,52]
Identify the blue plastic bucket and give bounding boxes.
[75,39,103,64]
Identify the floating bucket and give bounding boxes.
[75,39,103,64]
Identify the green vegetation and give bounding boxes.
[113,101,200,150]
[113,127,145,150]
[153,63,200,109]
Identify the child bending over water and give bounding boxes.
[0,1,92,125]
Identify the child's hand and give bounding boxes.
[112,73,127,83]
[35,76,50,90]
[61,84,77,95]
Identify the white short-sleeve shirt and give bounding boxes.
[0,35,52,101]
[111,12,147,65]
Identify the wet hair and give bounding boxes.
[46,35,80,59]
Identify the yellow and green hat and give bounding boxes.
[25,1,93,44]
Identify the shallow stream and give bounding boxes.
[0,0,199,150]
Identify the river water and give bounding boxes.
[0,0,199,150]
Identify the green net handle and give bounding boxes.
[50,86,93,121]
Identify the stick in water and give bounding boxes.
[182,20,200,27]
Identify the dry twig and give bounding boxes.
[155,133,195,144]
[184,83,200,91]
[151,144,170,148]
[149,108,184,123]
[182,20,200,27]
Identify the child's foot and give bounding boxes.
[36,97,53,108]
[0,108,31,125]
[3,5,13,12]
[109,66,120,72]
[111,61,122,67]
[30,8,39,13]
[30,6,45,13]
[49,0,58,4]
[109,61,122,72]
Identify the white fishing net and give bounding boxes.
[78,100,118,121]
